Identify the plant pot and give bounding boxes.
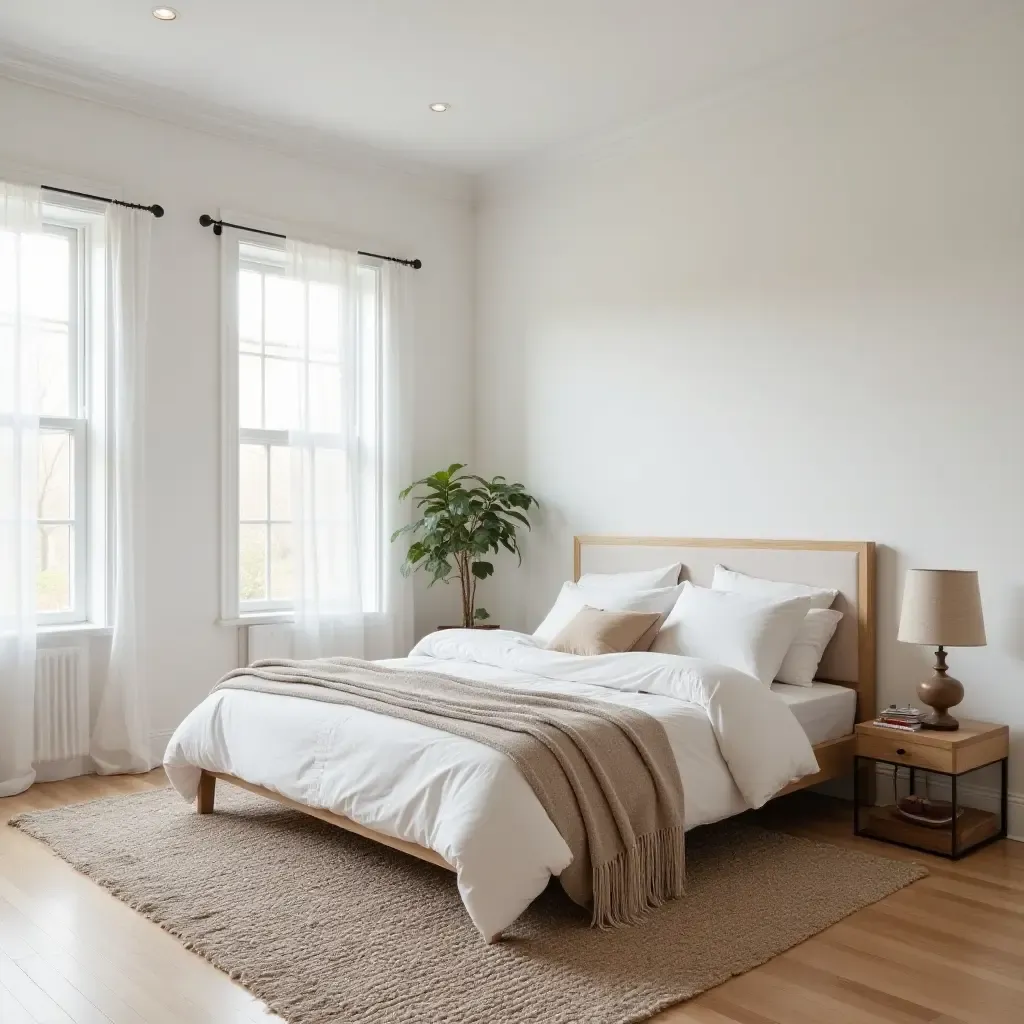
[436,624,501,631]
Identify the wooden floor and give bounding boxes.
[1,773,1021,1024]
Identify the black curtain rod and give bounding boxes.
[43,185,164,218]
[198,214,422,269]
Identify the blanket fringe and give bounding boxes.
[590,825,686,928]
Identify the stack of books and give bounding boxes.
[874,705,925,731]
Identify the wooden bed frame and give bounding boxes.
[198,536,876,874]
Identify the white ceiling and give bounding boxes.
[0,0,928,175]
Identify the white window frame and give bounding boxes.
[33,202,109,627]
[219,228,386,622]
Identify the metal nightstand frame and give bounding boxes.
[853,753,1009,860]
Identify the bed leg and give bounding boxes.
[197,771,216,814]
[485,931,504,945]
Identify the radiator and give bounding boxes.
[34,647,89,762]
[245,623,294,662]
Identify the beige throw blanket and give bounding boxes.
[214,657,685,927]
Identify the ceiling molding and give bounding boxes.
[0,42,473,204]
[477,0,985,200]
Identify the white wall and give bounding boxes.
[476,8,1024,808]
[0,76,475,749]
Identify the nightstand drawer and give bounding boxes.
[856,733,954,772]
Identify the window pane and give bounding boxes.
[269,524,294,601]
[315,448,347,522]
[239,444,267,520]
[0,232,15,315]
[239,353,262,429]
[359,271,380,446]
[264,276,302,355]
[264,357,299,431]
[308,282,339,359]
[269,445,292,521]
[310,366,342,434]
[238,269,262,348]
[37,524,71,612]
[38,326,71,416]
[359,265,378,342]
[239,524,267,602]
[38,430,72,520]
[0,325,12,413]
[23,232,69,321]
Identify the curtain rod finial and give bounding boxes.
[199,213,224,235]
[411,258,422,269]
[151,204,165,218]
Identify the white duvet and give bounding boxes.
[164,629,818,939]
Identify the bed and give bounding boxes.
[164,536,874,939]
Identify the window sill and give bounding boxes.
[217,612,390,628]
[38,622,113,638]
[218,612,295,627]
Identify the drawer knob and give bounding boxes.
[896,747,907,756]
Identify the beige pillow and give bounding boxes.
[548,605,663,656]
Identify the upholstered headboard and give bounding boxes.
[574,536,876,722]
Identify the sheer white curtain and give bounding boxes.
[285,240,413,660]
[379,260,414,657]
[91,205,154,773]
[0,182,42,797]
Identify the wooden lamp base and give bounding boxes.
[918,646,964,731]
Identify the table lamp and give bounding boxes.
[897,569,986,730]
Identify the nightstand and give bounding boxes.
[854,718,1009,859]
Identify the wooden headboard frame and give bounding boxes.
[573,536,876,723]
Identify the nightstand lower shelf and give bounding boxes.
[857,804,1000,857]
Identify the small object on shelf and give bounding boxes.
[877,703,924,719]
[875,704,925,729]
[872,720,922,732]
[895,795,962,828]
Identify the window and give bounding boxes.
[236,245,297,608]
[1,202,106,625]
[222,238,384,619]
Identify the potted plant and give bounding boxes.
[393,464,538,629]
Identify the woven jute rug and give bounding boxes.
[10,786,925,1024]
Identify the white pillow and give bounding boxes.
[577,563,682,591]
[533,582,683,645]
[651,582,812,686]
[776,608,844,686]
[711,565,837,609]
[712,564,840,684]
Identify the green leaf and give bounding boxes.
[405,541,427,565]
[390,518,425,542]
[475,607,490,621]
[399,477,433,501]
[471,561,494,580]
[502,509,532,528]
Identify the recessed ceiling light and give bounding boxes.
[429,103,450,113]
[152,7,178,20]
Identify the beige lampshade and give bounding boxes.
[898,569,987,647]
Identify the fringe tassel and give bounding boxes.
[590,826,686,928]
